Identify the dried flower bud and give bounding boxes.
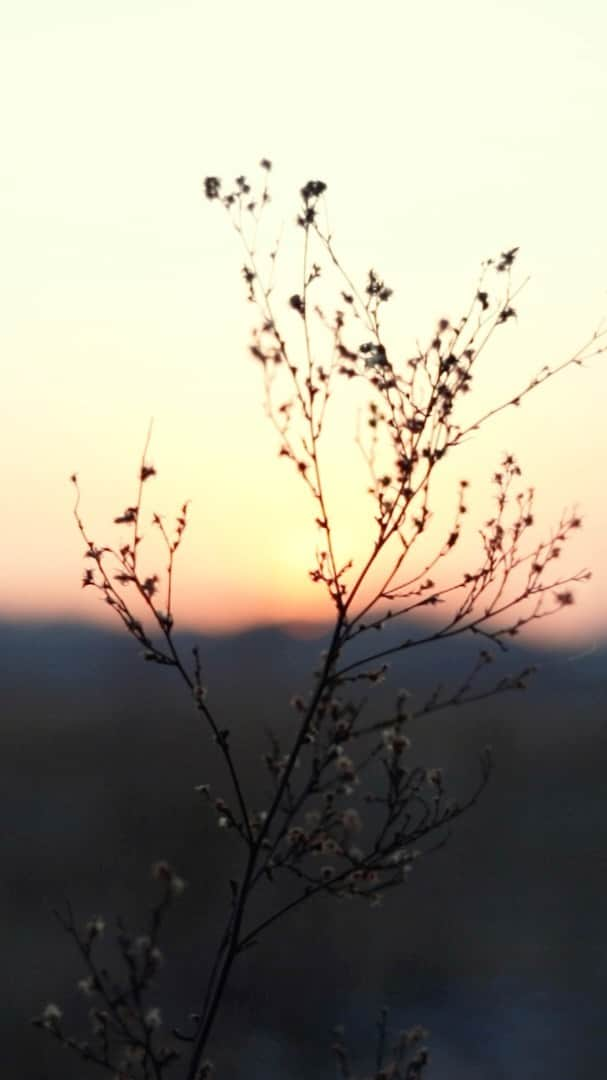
[152,861,172,882]
[336,754,355,777]
[204,177,221,200]
[144,1007,163,1029]
[170,875,187,896]
[40,1003,62,1028]
[85,916,105,938]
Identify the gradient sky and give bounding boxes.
[1,0,606,644]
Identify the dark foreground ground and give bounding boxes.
[2,617,606,1078]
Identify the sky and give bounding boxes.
[1,0,606,644]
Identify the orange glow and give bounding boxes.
[1,2,606,647]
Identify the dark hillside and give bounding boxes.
[2,618,606,1078]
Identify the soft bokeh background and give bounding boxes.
[2,3,607,1079]
[1,0,606,641]
[4,619,607,1077]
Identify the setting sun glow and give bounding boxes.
[1,0,606,646]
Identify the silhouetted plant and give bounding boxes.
[34,161,605,1078]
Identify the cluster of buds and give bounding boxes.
[333,1014,430,1080]
[35,867,186,1074]
[382,725,411,756]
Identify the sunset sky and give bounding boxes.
[1,0,606,645]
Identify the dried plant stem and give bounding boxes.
[36,163,605,1080]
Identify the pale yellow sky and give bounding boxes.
[1,0,606,644]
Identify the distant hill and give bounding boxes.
[2,613,605,692]
[2,615,606,1079]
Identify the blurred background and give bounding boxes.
[2,0,607,1076]
[3,617,606,1077]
